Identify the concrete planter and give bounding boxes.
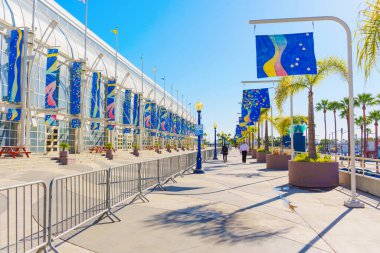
[266,154,291,170]
[256,152,270,163]
[288,161,339,188]
[251,149,257,159]
[133,149,139,157]
[339,170,380,197]
[106,149,113,160]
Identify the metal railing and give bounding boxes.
[0,181,47,253]
[1,149,217,253]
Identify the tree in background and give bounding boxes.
[338,97,359,155]
[328,101,341,154]
[316,99,329,152]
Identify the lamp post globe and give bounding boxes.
[213,123,218,160]
[194,101,205,174]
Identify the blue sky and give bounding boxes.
[56,0,378,142]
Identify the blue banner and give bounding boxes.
[144,99,152,129]
[159,107,167,132]
[7,108,21,121]
[70,62,82,115]
[91,122,100,130]
[256,32,317,78]
[133,93,140,127]
[106,80,116,121]
[71,119,81,128]
[151,102,157,130]
[45,115,58,126]
[91,72,101,118]
[241,89,271,125]
[45,49,59,109]
[8,30,24,103]
[123,90,132,125]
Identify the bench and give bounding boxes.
[0,146,31,158]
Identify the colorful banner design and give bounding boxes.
[156,106,161,131]
[159,107,168,132]
[70,62,82,115]
[241,88,271,125]
[172,114,177,134]
[45,49,59,109]
[7,29,24,103]
[256,32,317,78]
[91,122,100,130]
[7,108,21,121]
[123,90,132,125]
[107,124,115,131]
[91,72,101,118]
[71,119,81,128]
[167,111,173,133]
[133,93,140,127]
[144,99,152,129]
[123,128,131,134]
[106,80,116,121]
[151,102,157,130]
[45,115,58,126]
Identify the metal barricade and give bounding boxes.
[109,163,140,208]
[140,160,159,192]
[0,181,47,253]
[47,169,108,245]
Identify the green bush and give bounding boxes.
[59,142,70,151]
[105,142,113,150]
[294,153,333,163]
[257,148,269,153]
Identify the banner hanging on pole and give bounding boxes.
[7,29,24,103]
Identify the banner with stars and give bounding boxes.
[70,62,82,115]
[241,88,271,125]
[123,89,132,125]
[7,29,24,103]
[256,32,317,78]
[159,107,168,132]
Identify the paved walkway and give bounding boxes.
[56,150,380,253]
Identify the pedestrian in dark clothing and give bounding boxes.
[222,145,229,163]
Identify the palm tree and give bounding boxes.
[357,0,380,80]
[355,116,365,155]
[258,108,271,151]
[275,57,348,159]
[316,99,329,153]
[338,97,359,155]
[356,93,376,157]
[328,101,340,155]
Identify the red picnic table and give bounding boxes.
[89,146,116,153]
[0,146,31,158]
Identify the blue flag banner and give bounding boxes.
[123,128,131,134]
[107,124,115,131]
[45,115,58,126]
[70,62,82,115]
[256,32,317,78]
[45,49,59,109]
[172,114,177,134]
[123,90,132,125]
[7,108,21,121]
[106,80,116,121]
[91,122,100,130]
[71,119,81,128]
[144,99,152,129]
[151,102,157,130]
[159,107,168,132]
[167,111,173,133]
[133,93,140,127]
[241,88,271,125]
[91,72,101,118]
[8,30,24,103]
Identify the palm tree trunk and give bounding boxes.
[361,126,363,156]
[363,106,367,157]
[324,110,327,153]
[265,119,269,151]
[258,123,261,149]
[334,110,337,155]
[346,115,350,155]
[308,89,317,159]
[375,122,379,173]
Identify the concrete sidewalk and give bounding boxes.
[57,150,380,253]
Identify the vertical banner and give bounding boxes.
[151,102,157,130]
[45,115,58,126]
[7,29,24,103]
[167,111,172,133]
[156,106,161,131]
[172,114,177,134]
[45,48,59,109]
[123,90,132,125]
[91,72,101,118]
[7,108,21,121]
[70,62,82,115]
[144,99,152,129]
[159,107,167,132]
[106,79,116,121]
[256,32,317,78]
[133,93,140,127]
[91,122,100,130]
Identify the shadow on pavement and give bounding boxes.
[216,172,262,178]
[144,203,288,244]
[162,186,204,192]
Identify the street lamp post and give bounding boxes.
[194,101,205,174]
[213,123,218,160]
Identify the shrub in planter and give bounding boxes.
[289,153,338,188]
[166,144,172,153]
[133,144,139,157]
[266,148,291,170]
[256,148,270,163]
[105,143,114,160]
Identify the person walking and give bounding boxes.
[240,142,249,163]
[222,144,229,163]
